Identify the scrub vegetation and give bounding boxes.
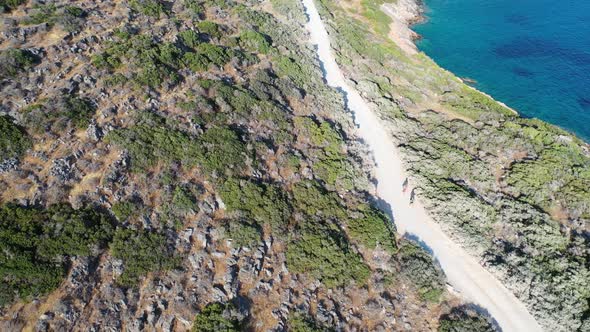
[0,0,513,330]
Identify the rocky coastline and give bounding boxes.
[380,0,424,54]
[381,0,521,115]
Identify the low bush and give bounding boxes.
[172,185,199,213]
[105,112,200,171]
[197,127,246,174]
[197,21,223,39]
[223,219,261,249]
[112,199,145,222]
[106,112,246,174]
[0,204,114,306]
[294,117,352,186]
[347,207,396,253]
[0,115,32,162]
[286,222,370,288]
[179,29,201,49]
[438,306,496,332]
[287,313,330,332]
[22,96,96,134]
[292,181,346,219]
[184,0,204,18]
[0,48,37,80]
[192,302,241,332]
[110,228,178,287]
[130,0,166,17]
[239,30,271,54]
[0,0,25,11]
[220,178,291,230]
[23,5,86,33]
[398,241,445,302]
[93,34,181,88]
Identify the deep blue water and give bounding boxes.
[413,0,590,141]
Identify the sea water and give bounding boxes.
[413,0,590,141]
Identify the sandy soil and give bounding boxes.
[301,0,543,331]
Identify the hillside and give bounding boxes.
[0,0,587,331]
[0,0,498,331]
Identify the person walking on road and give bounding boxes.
[409,188,416,205]
[402,177,409,193]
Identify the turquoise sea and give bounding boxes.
[413,0,590,141]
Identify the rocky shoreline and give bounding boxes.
[380,0,424,54]
[381,0,520,115]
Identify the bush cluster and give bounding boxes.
[0,204,114,306]
[438,306,496,332]
[93,31,255,88]
[398,241,446,302]
[23,5,87,33]
[220,178,291,231]
[110,228,179,287]
[22,96,96,134]
[106,111,246,174]
[286,222,370,288]
[223,219,261,249]
[0,48,37,80]
[192,302,242,332]
[0,0,25,12]
[0,115,32,162]
[130,0,166,17]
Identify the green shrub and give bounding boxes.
[274,56,311,87]
[0,48,37,80]
[0,0,25,11]
[286,222,370,288]
[183,52,210,72]
[179,29,201,49]
[442,85,514,120]
[192,302,241,332]
[22,5,86,32]
[0,204,114,306]
[220,178,291,230]
[295,117,352,186]
[224,220,261,248]
[112,200,144,222]
[398,241,445,302]
[0,115,31,162]
[172,185,198,212]
[184,0,204,17]
[438,306,496,332]
[93,34,182,88]
[347,208,396,253]
[292,181,346,219]
[239,30,271,54]
[197,127,246,173]
[360,0,394,36]
[130,0,166,17]
[105,112,200,171]
[197,21,222,39]
[22,4,57,25]
[110,228,178,287]
[56,6,86,32]
[196,43,230,68]
[106,112,245,174]
[287,314,330,332]
[22,96,96,134]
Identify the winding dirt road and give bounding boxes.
[301,0,543,331]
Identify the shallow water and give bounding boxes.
[414,0,590,141]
